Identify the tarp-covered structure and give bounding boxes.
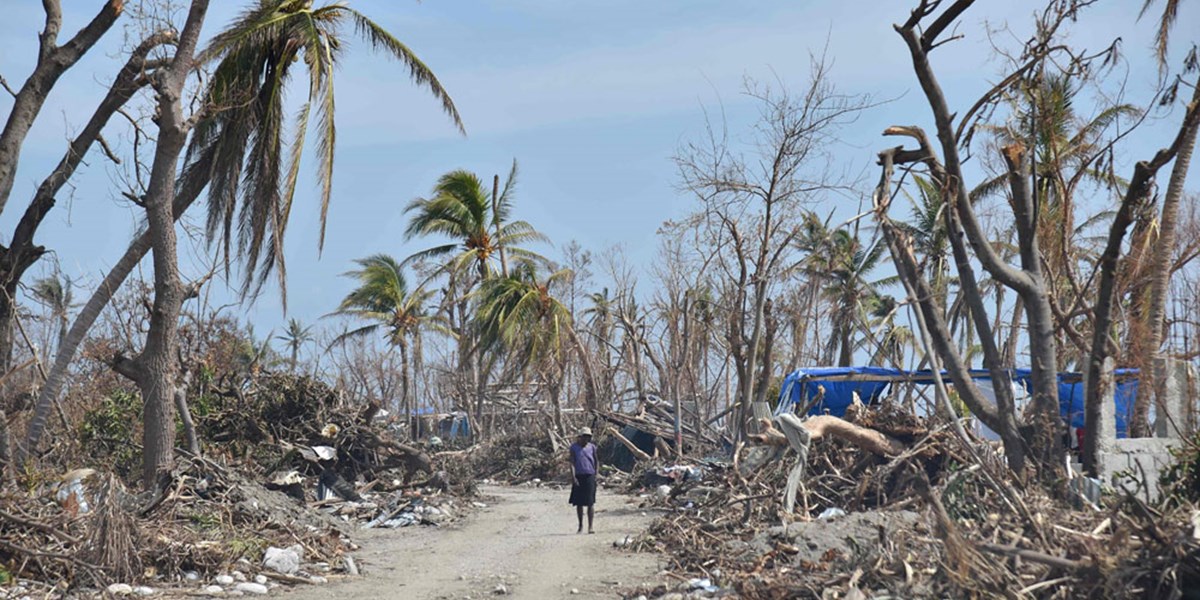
[775,366,1140,437]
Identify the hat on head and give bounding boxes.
[578,426,593,437]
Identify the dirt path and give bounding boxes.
[284,484,663,600]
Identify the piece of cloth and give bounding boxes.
[569,473,596,506]
[570,441,598,476]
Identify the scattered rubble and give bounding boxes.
[620,402,1200,598]
[0,374,475,597]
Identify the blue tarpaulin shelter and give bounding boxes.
[1053,371,1139,437]
[774,367,899,418]
[775,366,1141,437]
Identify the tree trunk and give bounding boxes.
[118,0,210,488]
[1000,145,1062,472]
[22,140,212,457]
[836,319,853,367]
[549,368,565,436]
[737,281,769,440]
[1083,84,1200,473]
[399,338,411,423]
[753,298,777,406]
[1130,82,1200,437]
[175,375,201,456]
[0,409,9,482]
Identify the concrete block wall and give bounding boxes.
[1090,358,1192,501]
[1099,438,1180,501]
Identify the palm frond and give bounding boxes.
[341,7,464,134]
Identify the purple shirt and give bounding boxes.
[569,442,598,476]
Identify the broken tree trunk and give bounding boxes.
[749,416,906,457]
[606,426,651,462]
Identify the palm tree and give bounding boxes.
[275,318,314,372]
[474,264,572,368]
[1132,0,1200,435]
[404,163,549,429]
[193,0,464,298]
[30,274,73,352]
[799,216,894,366]
[583,288,616,400]
[976,75,1136,280]
[25,0,463,458]
[900,175,951,304]
[404,163,546,281]
[329,254,439,418]
[472,262,574,431]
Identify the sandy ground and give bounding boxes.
[282,484,663,600]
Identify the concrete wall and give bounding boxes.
[1099,438,1180,501]
[1091,358,1194,501]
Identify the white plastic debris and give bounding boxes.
[234,582,269,595]
[656,485,672,499]
[106,583,133,595]
[263,545,303,575]
[55,468,96,515]
[312,445,337,461]
[133,586,155,596]
[817,507,846,520]
[270,471,303,486]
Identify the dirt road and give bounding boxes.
[284,484,662,600]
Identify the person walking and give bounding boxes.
[568,427,598,533]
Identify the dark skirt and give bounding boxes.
[569,474,596,506]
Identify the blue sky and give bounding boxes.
[0,1,1196,341]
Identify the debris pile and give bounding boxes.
[625,403,1200,598]
[458,430,567,485]
[1,373,474,596]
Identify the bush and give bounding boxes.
[78,390,142,478]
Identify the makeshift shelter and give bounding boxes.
[775,366,1141,438]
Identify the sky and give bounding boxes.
[0,0,1197,348]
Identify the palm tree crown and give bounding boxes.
[330,254,437,347]
[187,0,464,298]
[472,262,573,372]
[404,163,547,279]
[276,318,314,370]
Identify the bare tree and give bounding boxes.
[872,0,1123,477]
[675,56,870,439]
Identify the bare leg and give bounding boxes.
[587,505,594,533]
[576,505,584,533]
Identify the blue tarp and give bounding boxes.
[776,366,1141,436]
[775,367,899,418]
[1055,374,1138,437]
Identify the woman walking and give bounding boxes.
[568,427,598,533]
